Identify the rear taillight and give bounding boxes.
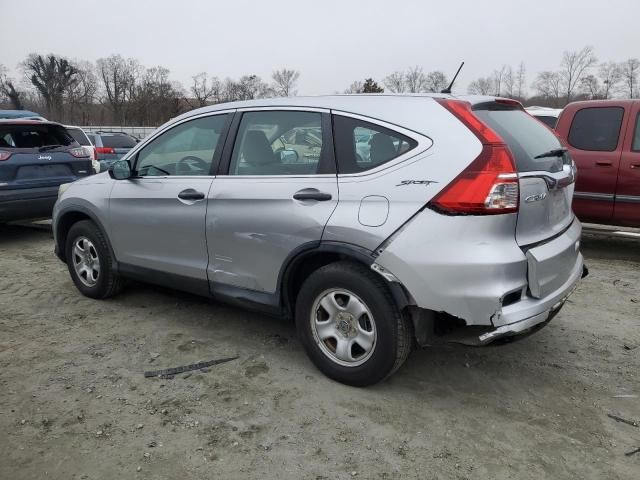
[0,150,11,161]
[69,147,89,158]
[429,99,519,215]
[95,147,115,159]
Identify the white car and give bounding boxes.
[525,106,562,129]
[65,125,100,173]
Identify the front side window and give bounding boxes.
[135,114,229,176]
[332,115,417,174]
[568,107,624,152]
[229,110,328,175]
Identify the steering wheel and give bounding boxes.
[176,156,209,175]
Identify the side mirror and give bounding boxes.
[109,159,132,180]
[279,149,299,163]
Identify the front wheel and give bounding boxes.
[296,262,412,386]
[65,220,122,299]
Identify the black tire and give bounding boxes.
[295,261,412,386]
[65,220,122,299]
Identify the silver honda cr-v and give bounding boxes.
[53,95,587,386]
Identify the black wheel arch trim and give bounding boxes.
[277,240,412,317]
[54,205,118,270]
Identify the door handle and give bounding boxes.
[293,188,332,201]
[631,163,640,169]
[178,189,205,201]
[595,160,613,166]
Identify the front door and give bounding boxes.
[615,103,640,226]
[207,109,338,294]
[109,113,232,282]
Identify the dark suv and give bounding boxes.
[0,120,92,222]
[86,132,138,169]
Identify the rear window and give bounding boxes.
[534,115,558,129]
[100,134,137,148]
[0,124,76,149]
[568,107,624,152]
[67,128,91,146]
[474,107,564,172]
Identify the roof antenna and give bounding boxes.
[440,61,464,94]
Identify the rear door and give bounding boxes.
[207,108,338,294]
[615,102,640,226]
[559,105,628,223]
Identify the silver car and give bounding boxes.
[53,95,586,386]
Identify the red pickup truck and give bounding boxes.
[555,100,640,227]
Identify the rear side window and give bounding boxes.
[67,128,91,146]
[100,134,137,148]
[0,124,75,149]
[568,107,624,151]
[333,115,417,174]
[474,108,564,172]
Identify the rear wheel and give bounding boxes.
[296,261,412,386]
[65,220,122,299]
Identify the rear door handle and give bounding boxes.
[595,160,613,166]
[293,188,332,201]
[178,189,205,201]
[631,163,640,169]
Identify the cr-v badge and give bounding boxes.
[525,192,547,203]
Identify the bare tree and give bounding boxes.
[221,75,272,102]
[0,65,24,110]
[384,71,405,93]
[468,77,494,95]
[503,66,515,98]
[405,66,427,93]
[189,72,220,107]
[344,80,364,94]
[23,53,79,120]
[515,62,527,98]
[492,65,507,96]
[580,75,601,99]
[560,46,597,103]
[425,71,448,93]
[620,58,640,98]
[97,54,140,123]
[598,62,622,99]
[533,71,562,105]
[66,60,98,123]
[271,68,299,97]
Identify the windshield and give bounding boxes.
[474,107,565,172]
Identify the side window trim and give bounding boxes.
[131,111,233,177]
[330,110,430,176]
[218,108,335,177]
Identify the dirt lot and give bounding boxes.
[0,224,638,480]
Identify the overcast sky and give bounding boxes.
[1,0,639,95]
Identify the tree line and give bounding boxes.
[1,46,638,126]
[0,53,300,126]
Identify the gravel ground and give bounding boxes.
[0,223,638,479]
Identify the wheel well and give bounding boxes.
[283,251,371,318]
[56,211,92,261]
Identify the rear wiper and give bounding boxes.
[534,147,567,159]
[39,144,64,152]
